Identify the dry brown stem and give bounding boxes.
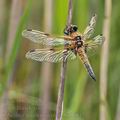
[55,0,73,120]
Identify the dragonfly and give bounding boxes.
[22,14,104,81]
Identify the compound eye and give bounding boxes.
[64,29,69,35]
[73,25,78,32]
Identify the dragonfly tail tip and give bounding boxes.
[93,13,97,17]
[91,75,96,81]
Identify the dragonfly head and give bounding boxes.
[64,25,78,35]
[72,25,78,32]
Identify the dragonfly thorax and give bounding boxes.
[75,35,83,48]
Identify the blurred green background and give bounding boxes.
[0,0,119,120]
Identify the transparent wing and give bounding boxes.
[84,34,105,56]
[26,49,76,63]
[22,29,72,46]
[83,14,97,40]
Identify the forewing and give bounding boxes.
[22,29,71,46]
[26,49,76,63]
[84,34,105,56]
[83,14,97,40]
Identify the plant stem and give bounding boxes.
[55,0,73,120]
[100,0,112,119]
[67,0,73,26]
[39,0,53,120]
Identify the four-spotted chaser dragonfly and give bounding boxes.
[22,14,104,81]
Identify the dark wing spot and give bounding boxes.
[27,28,32,31]
[100,34,103,36]
[29,49,35,52]
[50,48,54,51]
[44,33,50,36]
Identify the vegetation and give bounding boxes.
[0,0,119,120]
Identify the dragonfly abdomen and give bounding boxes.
[77,47,96,81]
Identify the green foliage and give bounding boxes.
[6,0,33,77]
[1,0,33,93]
[53,0,68,34]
